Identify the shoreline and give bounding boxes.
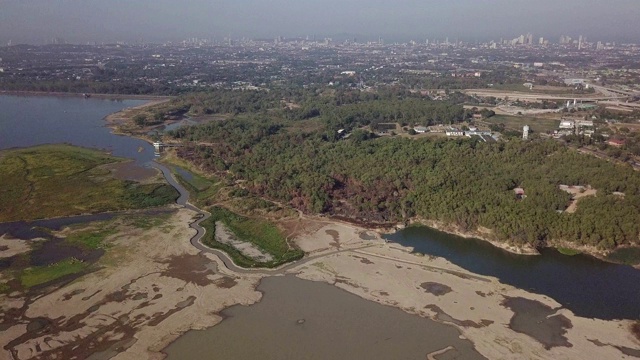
[101,100,638,266]
[4,206,639,360]
[406,218,541,255]
[159,215,640,360]
[0,94,640,360]
[2,97,639,358]
[0,90,172,101]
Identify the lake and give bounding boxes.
[1,94,638,327]
[164,276,486,360]
[0,95,152,163]
[386,226,640,321]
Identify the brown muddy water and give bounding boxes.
[164,276,485,360]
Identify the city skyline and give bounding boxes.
[1,0,640,45]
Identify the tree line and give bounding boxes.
[164,91,640,251]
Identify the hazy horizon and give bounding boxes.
[1,0,640,45]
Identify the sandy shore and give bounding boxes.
[0,235,32,259]
[3,91,637,359]
[104,99,171,127]
[285,219,640,360]
[0,209,263,360]
[1,212,638,359]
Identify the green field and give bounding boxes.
[170,166,224,207]
[0,144,179,222]
[20,258,88,288]
[64,227,118,250]
[487,115,560,134]
[607,247,640,266]
[201,207,304,268]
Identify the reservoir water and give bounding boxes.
[1,94,639,325]
[386,226,640,321]
[0,95,152,163]
[164,276,486,360]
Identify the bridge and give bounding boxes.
[153,142,183,155]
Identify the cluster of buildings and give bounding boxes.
[553,119,595,138]
[422,125,495,142]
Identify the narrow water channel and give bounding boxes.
[2,94,639,323]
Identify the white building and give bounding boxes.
[414,126,428,133]
[523,125,530,140]
[559,120,575,129]
[564,79,586,86]
[575,120,594,128]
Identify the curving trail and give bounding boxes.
[151,161,371,275]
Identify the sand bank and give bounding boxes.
[0,209,263,360]
[2,212,638,360]
[286,219,640,360]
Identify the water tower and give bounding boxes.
[523,125,530,140]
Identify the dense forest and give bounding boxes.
[153,88,470,130]
[162,90,640,251]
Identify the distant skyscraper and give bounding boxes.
[560,35,572,45]
[526,33,533,45]
[578,35,583,50]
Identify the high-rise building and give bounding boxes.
[526,33,534,45]
[578,35,583,50]
[559,35,572,45]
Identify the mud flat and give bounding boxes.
[285,220,640,360]
[2,211,639,359]
[164,276,485,360]
[164,218,640,360]
[0,209,263,360]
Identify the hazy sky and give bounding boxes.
[1,0,639,44]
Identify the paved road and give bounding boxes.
[464,89,622,102]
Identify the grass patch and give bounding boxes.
[64,228,118,250]
[0,283,10,294]
[201,207,304,268]
[20,258,87,288]
[487,115,560,134]
[606,247,640,266]
[169,165,224,206]
[557,247,582,256]
[126,212,173,230]
[286,118,325,134]
[0,144,179,222]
